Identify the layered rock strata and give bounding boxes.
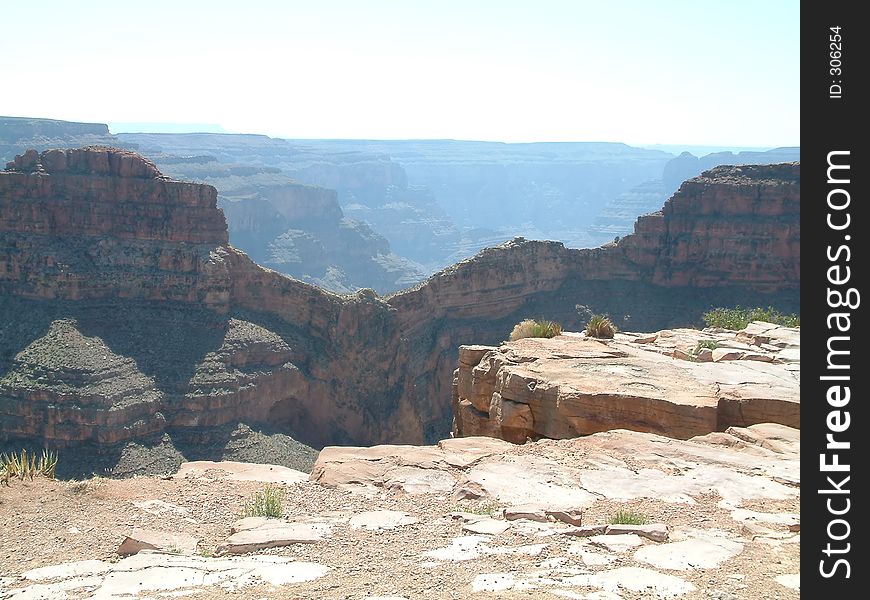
[1,149,800,450]
[452,323,800,443]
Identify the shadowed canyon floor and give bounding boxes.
[1,425,798,599]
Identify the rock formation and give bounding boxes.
[588,147,800,245]
[452,323,800,443]
[1,148,799,456]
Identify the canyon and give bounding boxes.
[0,146,799,467]
[0,117,799,294]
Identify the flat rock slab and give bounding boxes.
[581,566,696,597]
[383,466,456,494]
[462,518,511,535]
[349,510,418,530]
[23,560,113,581]
[6,553,329,598]
[221,520,329,554]
[562,525,607,537]
[117,528,199,556]
[467,455,598,508]
[634,534,743,570]
[175,460,308,484]
[775,573,800,590]
[605,523,668,542]
[503,504,549,522]
[423,535,491,561]
[422,534,547,564]
[730,508,799,530]
[567,542,616,566]
[311,425,799,514]
[589,533,644,552]
[547,509,585,526]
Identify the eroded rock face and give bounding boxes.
[452,324,799,443]
[0,146,230,308]
[1,150,799,452]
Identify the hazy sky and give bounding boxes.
[1,0,799,146]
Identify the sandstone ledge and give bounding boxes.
[452,322,799,443]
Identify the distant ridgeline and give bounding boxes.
[0,116,799,294]
[0,145,798,471]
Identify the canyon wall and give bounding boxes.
[1,148,799,451]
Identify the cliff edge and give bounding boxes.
[1,148,800,459]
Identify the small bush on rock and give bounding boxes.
[609,509,648,525]
[693,340,720,355]
[241,484,285,518]
[703,306,800,330]
[509,319,562,341]
[585,314,617,339]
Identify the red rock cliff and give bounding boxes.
[0,150,799,449]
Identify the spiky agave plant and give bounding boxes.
[0,449,59,483]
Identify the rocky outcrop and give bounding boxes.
[587,147,801,246]
[588,163,800,292]
[452,323,800,443]
[0,147,230,308]
[1,148,799,453]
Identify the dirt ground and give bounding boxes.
[0,463,799,600]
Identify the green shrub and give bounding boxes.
[509,319,562,341]
[609,509,648,525]
[585,314,617,339]
[1,449,58,485]
[692,340,720,355]
[241,484,285,518]
[702,306,800,330]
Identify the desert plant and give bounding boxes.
[1,449,58,484]
[692,339,720,355]
[702,306,800,330]
[585,314,617,339]
[241,484,285,518]
[509,319,562,341]
[609,509,648,525]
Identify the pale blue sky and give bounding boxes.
[0,0,799,146]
